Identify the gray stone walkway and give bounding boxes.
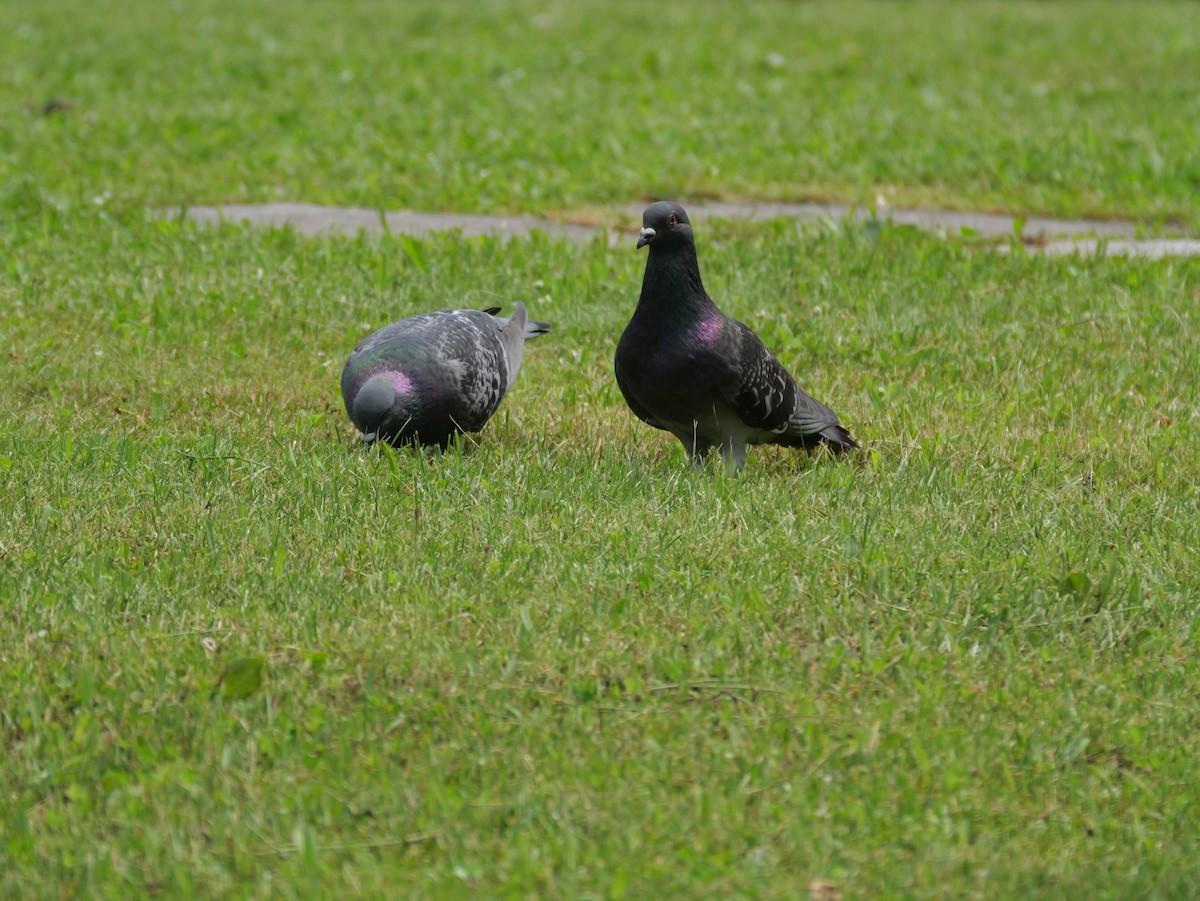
[178,201,1200,257]
[179,203,600,243]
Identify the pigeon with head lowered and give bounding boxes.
[615,201,857,470]
[341,304,549,448]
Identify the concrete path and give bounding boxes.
[619,200,1141,239]
[178,201,1200,257]
[1036,239,1200,259]
[180,203,601,243]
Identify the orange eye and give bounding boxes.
[668,214,677,226]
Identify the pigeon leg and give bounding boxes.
[679,430,716,467]
[719,437,748,472]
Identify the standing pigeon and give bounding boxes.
[341,304,549,448]
[615,201,857,470]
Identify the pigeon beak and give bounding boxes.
[636,227,656,249]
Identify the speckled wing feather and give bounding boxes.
[436,311,510,431]
[722,319,799,435]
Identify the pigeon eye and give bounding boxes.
[668,214,677,226]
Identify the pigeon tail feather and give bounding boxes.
[821,425,859,454]
[780,423,859,454]
[524,317,551,337]
[495,303,551,393]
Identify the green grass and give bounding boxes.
[4,209,1199,897]
[1,0,1199,225]
[4,1,1200,897]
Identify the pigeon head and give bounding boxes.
[352,371,429,445]
[637,201,693,250]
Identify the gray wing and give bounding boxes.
[722,319,850,443]
[431,310,512,431]
[722,320,801,434]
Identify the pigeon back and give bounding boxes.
[341,305,549,448]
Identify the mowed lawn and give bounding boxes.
[2,0,1200,224]
[2,1,1200,898]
